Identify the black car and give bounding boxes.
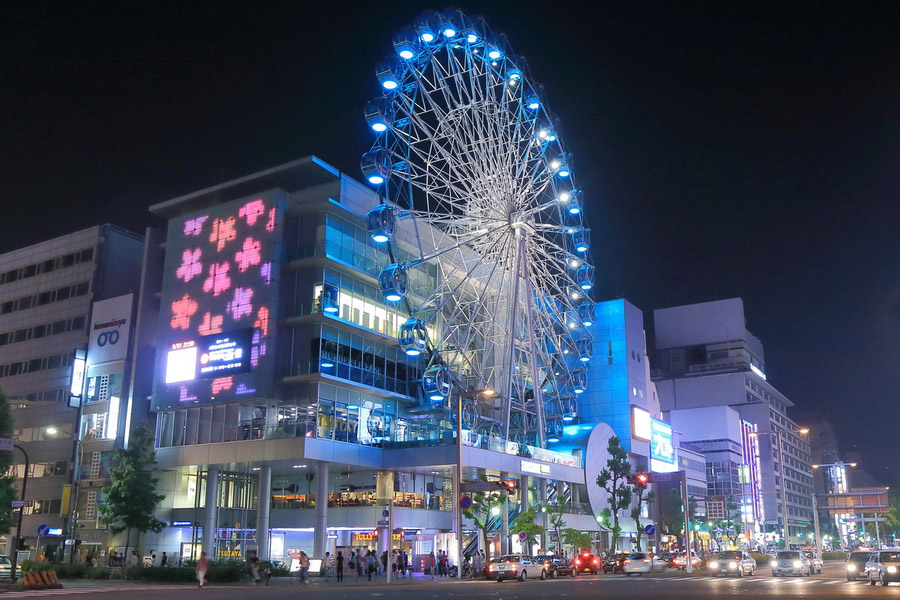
[572,552,601,575]
[535,555,575,579]
[603,553,627,574]
[846,551,869,581]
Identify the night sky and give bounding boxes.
[3,2,899,477]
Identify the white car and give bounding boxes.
[622,553,665,575]
[488,554,542,582]
[709,551,756,577]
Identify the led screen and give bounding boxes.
[152,192,283,410]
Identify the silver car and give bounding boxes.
[488,554,542,582]
[709,551,756,577]
[771,550,812,576]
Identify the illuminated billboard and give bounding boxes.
[649,418,675,464]
[152,192,283,410]
[632,406,651,441]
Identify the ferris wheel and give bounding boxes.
[360,10,595,448]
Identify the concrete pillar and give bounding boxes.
[203,467,219,559]
[256,465,271,560]
[521,475,530,513]
[313,462,329,558]
[539,478,548,552]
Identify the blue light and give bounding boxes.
[558,167,570,177]
[488,47,503,60]
[579,355,590,362]
[348,404,359,410]
[376,59,402,91]
[467,33,478,43]
[405,348,423,356]
[323,305,339,314]
[525,95,540,109]
[382,79,398,90]
[429,393,445,401]
[320,360,334,368]
[399,49,414,59]
[421,32,434,42]
[507,68,522,82]
[385,292,402,302]
[574,388,584,394]
[547,435,560,442]
[562,416,575,422]
[368,175,385,185]
[393,27,420,60]
[371,122,387,132]
[568,205,581,215]
[372,233,389,243]
[443,27,456,37]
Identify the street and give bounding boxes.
[5,563,900,599]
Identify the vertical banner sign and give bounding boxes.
[88,294,134,364]
[68,348,87,408]
[649,418,675,464]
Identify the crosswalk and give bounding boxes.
[0,585,175,598]
[649,576,871,586]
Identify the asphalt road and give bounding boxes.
[4,563,899,599]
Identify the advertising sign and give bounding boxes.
[650,418,675,464]
[88,294,133,364]
[632,406,651,441]
[164,328,253,384]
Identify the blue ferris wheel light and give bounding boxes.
[487,46,503,60]
[467,33,478,43]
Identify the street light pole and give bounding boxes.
[10,444,29,583]
[47,427,84,564]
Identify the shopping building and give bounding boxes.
[143,157,615,565]
[652,298,815,548]
[2,225,145,560]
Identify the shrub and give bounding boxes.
[823,551,848,561]
[125,566,196,583]
[89,567,110,579]
[205,559,245,582]
[262,559,290,577]
[750,553,772,566]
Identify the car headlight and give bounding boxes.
[847,564,857,572]
[709,561,719,569]
[729,562,738,569]
[888,566,898,574]
[771,561,778,567]
[793,560,802,568]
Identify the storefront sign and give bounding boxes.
[520,460,550,475]
[650,418,674,464]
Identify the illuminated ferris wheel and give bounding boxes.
[360,10,595,447]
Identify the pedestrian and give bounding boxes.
[473,550,482,576]
[324,551,332,581]
[381,550,388,575]
[439,551,448,576]
[366,551,376,581]
[429,551,436,580]
[357,549,365,577]
[336,550,344,582]
[401,550,409,578]
[196,551,208,587]
[151,553,159,567]
[161,552,168,567]
[299,550,310,585]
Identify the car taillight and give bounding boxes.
[624,559,631,564]
[643,559,650,564]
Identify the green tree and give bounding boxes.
[0,387,16,535]
[544,503,568,554]
[462,485,505,560]
[562,528,594,554]
[510,506,545,549]
[630,482,656,552]
[708,497,742,548]
[98,427,166,557]
[595,435,632,552]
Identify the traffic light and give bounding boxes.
[503,480,518,495]
[626,473,649,490]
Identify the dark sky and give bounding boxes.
[3,2,899,477]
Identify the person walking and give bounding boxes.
[357,549,365,577]
[336,551,344,582]
[366,551,376,581]
[473,550,483,577]
[323,551,332,581]
[429,551,436,580]
[439,551,448,577]
[298,550,310,585]
[381,550,388,576]
[196,551,208,587]
[401,550,409,578]
[161,552,168,567]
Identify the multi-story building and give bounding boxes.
[652,298,814,548]
[1,225,144,560]
[143,157,606,564]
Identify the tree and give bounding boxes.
[98,427,166,557]
[544,503,568,554]
[630,482,655,552]
[708,497,742,548]
[562,528,594,554]
[510,506,545,551]
[462,485,505,560]
[595,435,632,552]
[0,386,16,535]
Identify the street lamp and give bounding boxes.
[46,426,84,564]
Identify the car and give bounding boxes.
[803,551,823,574]
[0,555,12,582]
[488,554,542,582]
[603,553,627,574]
[669,553,701,570]
[622,552,665,575]
[865,550,900,586]
[709,551,756,577]
[572,551,601,575]
[846,551,870,581]
[771,550,812,576]
[534,555,575,579]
